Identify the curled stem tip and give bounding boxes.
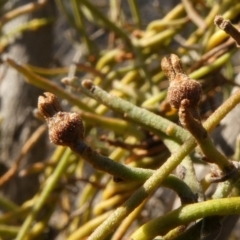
[179,99,205,137]
[214,15,240,47]
[82,79,95,91]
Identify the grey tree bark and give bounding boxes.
[0,0,55,204]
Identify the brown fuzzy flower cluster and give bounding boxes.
[38,92,84,147]
[161,54,202,109]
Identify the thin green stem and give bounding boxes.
[141,90,167,109]
[0,199,34,224]
[67,211,113,240]
[6,58,93,112]
[131,197,240,240]
[132,38,153,91]
[77,79,190,142]
[147,18,188,31]
[71,141,154,181]
[79,111,145,139]
[79,0,131,45]
[26,64,69,76]
[0,18,51,52]
[27,204,55,240]
[71,0,93,54]
[55,0,76,30]
[203,89,240,132]
[234,134,240,161]
[164,138,204,201]
[16,148,72,240]
[75,136,198,205]
[178,2,220,53]
[127,0,141,28]
[71,139,197,204]
[0,194,19,211]
[0,224,20,238]
[175,171,240,239]
[0,0,47,29]
[111,199,147,240]
[138,28,176,48]
[173,216,220,240]
[189,50,235,79]
[88,138,196,240]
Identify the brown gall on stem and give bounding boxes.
[214,15,240,47]
[38,92,84,147]
[161,54,202,109]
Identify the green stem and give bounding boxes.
[0,199,33,224]
[79,0,131,45]
[189,50,235,79]
[147,18,188,31]
[16,148,72,240]
[88,138,196,240]
[203,89,240,132]
[164,138,204,201]
[111,199,147,240]
[87,86,240,240]
[78,79,190,142]
[173,216,220,240]
[0,194,19,211]
[79,111,145,139]
[0,0,47,29]
[127,0,141,28]
[139,28,176,48]
[71,140,197,204]
[132,38,153,91]
[26,64,69,76]
[234,134,240,161]
[71,141,154,181]
[67,211,113,240]
[131,197,240,240]
[141,90,167,109]
[0,224,20,238]
[27,204,55,240]
[55,0,77,30]
[71,141,195,204]
[6,58,93,112]
[0,18,51,51]
[71,0,93,54]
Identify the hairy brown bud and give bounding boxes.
[38,92,62,118]
[161,53,185,81]
[48,112,84,146]
[161,54,202,109]
[38,92,84,147]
